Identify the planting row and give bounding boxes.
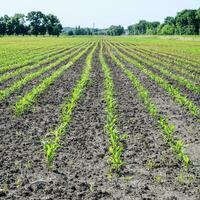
[109,42,199,116]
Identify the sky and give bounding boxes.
[0,0,199,28]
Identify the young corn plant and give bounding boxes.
[100,42,124,171]
[42,134,60,169]
[173,140,191,169]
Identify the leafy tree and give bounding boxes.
[12,14,28,35]
[160,24,175,35]
[146,21,160,35]
[128,8,200,36]
[85,28,92,35]
[175,9,199,34]
[128,20,150,35]
[0,17,6,35]
[196,8,200,34]
[74,26,92,35]
[68,30,74,35]
[3,15,15,35]
[107,25,124,36]
[27,11,46,36]
[75,26,85,35]
[46,14,63,36]
[164,16,175,25]
[52,24,63,36]
[135,20,148,34]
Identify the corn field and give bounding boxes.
[0,36,200,199]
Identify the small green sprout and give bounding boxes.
[146,159,156,170]
[42,137,60,169]
[154,175,163,184]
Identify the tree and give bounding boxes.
[175,9,199,34]
[107,25,124,36]
[128,25,134,35]
[196,8,200,34]
[46,14,63,36]
[12,14,28,35]
[52,24,63,36]
[3,15,15,35]
[135,20,149,34]
[128,20,150,35]
[74,26,88,35]
[0,17,6,35]
[146,21,160,35]
[164,16,175,25]
[160,24,175,35]
[27,11,46,36]
[68,30,74,36]
[85,28,92,35]
[0,11,62,36]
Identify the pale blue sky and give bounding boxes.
[0,0,199,28]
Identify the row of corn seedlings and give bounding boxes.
[151,47,200,68]
[115,43,200,94]
[128,43,200,74]
[109,43,199,116]
[0,38,85,69]
[0,42,89,83]
[0,46,47,69]
[14,43,94,115]
[99,42,123,171]
[0,43,92,101]
[42,43,98,169]
[106,44,191,169]
[120,43,200,81]
[0,46,61,74]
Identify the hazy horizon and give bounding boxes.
[0,0,199,28]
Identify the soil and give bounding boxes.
[0,44,200,200]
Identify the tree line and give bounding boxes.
[0,11,63,36]
[0,8,200,36]
[128,8,200,35]
[66,25,125,36]
[66,8,200,36]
